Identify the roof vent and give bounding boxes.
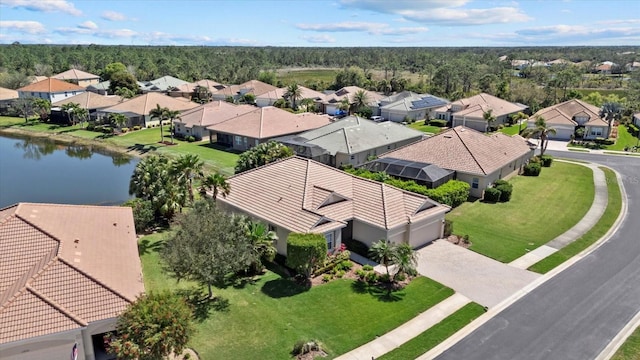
[443,135,452,138]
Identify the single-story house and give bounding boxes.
[433,93,528,132]
[530,99,610,140]
[375,126,535,198]
[379,91,450,122]
[86,80,146,96]
[51,69,100,87]
[255,86,325,108]
[207,106,332,151]
[319,86,384,116]
[217,157,450,254]
[17,78,86,103]
[210,80,278,102]
[275,116,424,167]
[140,75,189,93]
[595,61,617,74]
[173,101,255,141]
[52,92,123,123]
[626,62,640,72]
[0,203,144,360]
[168,79,226,101]
[97,92,198,128]
[0,86,19,115]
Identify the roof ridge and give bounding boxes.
[57,257,135,303]
[301,158,312,212]
[26,285,87,327]
[259,107,265,138]
[380,183,388,229]
[454,127,489,175]
[0,244,58,308]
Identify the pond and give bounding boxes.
[0,134,138,208]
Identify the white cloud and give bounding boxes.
[338,0,530,26]
[78,21,97,30]
[468,25,640,45]
[94,28,138,39]
[0,20,46,34]
[301,34,336,43]
[1,0,81,16]
[101,10,127,22]
[597,19,640,25]
[296,21,427,36]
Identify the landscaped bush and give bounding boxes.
[365,271,378,284]
[342,238,369,257]
[594,137,615,145]
[286,233,327,279]
[444,219,453,237]
[133,125,141,131]
[523,162,542,176]
[495,183,513,202]
[102,126,113,134]
[291,340,323,357]
[186,136,196,142]
[362,264,374,271]
[335,260,353,271]
[429,119,448,127]
[628,124,639,136]
[121,127,129,133]
[86,123,96,131]
[484,187,502,202]
[355,269,367,280]
[425,180,470,208]
[539,155,553,167]
[122,198,156,232]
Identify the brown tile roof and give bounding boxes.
[0,87,19,101]
[321,86,384,106]
[18,78,85,93]
[435,93,525,118]
[51,69,100,81]
[52,92,122,109]
[218,157,448,234]
[0,203,144,344]
[533,99,607,127]
[207,106,332,139]
[173,79,226,93]
[212,79,278,98]
[380,126,533,176]
[101,92,198,116]
[257,86,325,102]
[177,101,255,128]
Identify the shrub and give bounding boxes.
[342,238,369,257]
[425,180,470,208]
[362,264,374,271]
[133,125,141,131]
[122,198,156,233]
[462,235,470,244]
[365,271,378,284]
[335,260,353,271]
[429,119,448,127]
[628,124,639,136]
[444,219,453,237]
[484,187,502,202]
[335,270,346,278]
[322,274,332,283]
[523,162,542,176]
[286,233,327,279]
[86,123,96,131]
[594,137,615,145]
[355,269,367,280]
[186,136,195,142]
[495,183,513,202]
[395,273,407,282]
[539,155,553,167]
[121,127,129,133]
[102,126,113,134]
[378,273,391,283]
[292,340,322,356]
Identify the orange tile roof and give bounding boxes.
[101,92,198,116]
[18,78,85,93]
[51,69,100,81]
[380,126,533,176]
[177,101,255,128]
[53,92,122,109]
[0,203,144,344]
[218,157,448,234]
[173,79,225,93]
[207,107,332,139]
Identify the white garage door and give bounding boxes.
[409,220,443,248]
[547,126,574,140]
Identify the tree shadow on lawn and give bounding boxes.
[261,278,309,298]
[126,143,158,154]
[175,288,230,322]
[137,238,164,256]
[351,281,406,302]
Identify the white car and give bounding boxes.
[371,116,385,122]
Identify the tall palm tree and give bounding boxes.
[32,98,51,122]
[149,104,168,143]
[600,102,623,139]
[483,109,496,132]
[522,116,557,157]
[352,90,369,114]
[285,83,302,110]
[171,154,204,203]
[74,107,89,129]
[300,98,316,112]
[234,216,277,273]
[199,172,230,200]
[109,113,128,132]
[369,239,396,279]
[60,102,80,125]
[512,111,529,134]
[164,109,181,144]
[393,243,417,281]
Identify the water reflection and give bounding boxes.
[14,137,57,160]
[9,135,132,164]
[66,145,93,160]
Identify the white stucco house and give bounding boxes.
[17,78,86,103]
[433,93,527,132]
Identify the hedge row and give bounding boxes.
[628,124,639,137]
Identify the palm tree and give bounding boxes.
[74,107,89,129]
[300,98,316,112]
[199,172,230,200]
[393,243,417,281]
[149,104,168,143]
[172,154,204,203]
[512,111,529,134]
[369,239,396,279]
[352,90,369,114]
[483,109,497,132]
[600,102,623,139]
[522,116,557,157]
[32,98,51,122]
[235,216,277,273]
[338,98,350,115]
[164,109,181,144]
[60,102,80,125]
[109,113,128,132]
[285,83,303,110]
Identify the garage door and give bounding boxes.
[4,344,73,360]
[409,220,443,248]
[547,126,574,140]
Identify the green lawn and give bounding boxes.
[608,126,639,151]
[277,68,339,84]
[611,325,640,360]
[0,115,28,127]
[446,162,595,263]
[378,303,486,360]
[408,120,446,134]
[499,122,526,136]
[528,167,622,273]
[139,233,455,360]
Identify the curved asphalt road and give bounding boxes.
[435,151,640,360]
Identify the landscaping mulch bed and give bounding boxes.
[310,262,364,287]
[446,235,472,249]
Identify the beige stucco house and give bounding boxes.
[51,69,101,87]
[319,86,384,116]
[17,78,86,103]
[378,126,535,198]
[530,99,610,140]
[217,157,449,254]
[0,203,144,360]
[433,93,527,132]
[97,92,199,128]
[210,80,277,102]
[378,91,450,122]
[173,101,255,141]
[255,86,325,108]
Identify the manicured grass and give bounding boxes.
[604,152,640,157]
[377,303,486,360]
[139,233,455,360]
[277,68,339,84]
[611,325,640,360]
[608,126,639,151]
[568,148,590,152]
[408,120,446,134]
[528,167,622,274]
[446,162,595,263]
[0,116,28,127]
[499,123,526,136]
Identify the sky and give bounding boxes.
[0,0,639,47]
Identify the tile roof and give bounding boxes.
[172,79,226,93]
[207,106,332,139]
[276,116,424,155]
[0,86,19,101]
[380,92,450,111]
[532,99,607,127]
[219,157,448,234]
[0,203,144,344]
[51,69,100,81]
[141,76,189,92]
[18,78,85,93]
[212,80,278,98]
[100,92,198,116]
[434,93,526,118]
[256,85,325,102]
[380,126,533,176]
[52,92,122,109]
[176,101,256,128]
[321,86,384,106]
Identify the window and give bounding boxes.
[268,224,277,232]
[350,155,355,160]
[472,177,479,189]
[590,128,603,136]
[325,232,334,251]
[234,136,242,145]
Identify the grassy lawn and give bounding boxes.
[0,115,28,127]
[277,68,339,84]
[609,126,639,151]
[377,303,486,360]
[499,123,525,136]
[528,167,622,273]
[408,120,446,134]
[139,233,455,360]
[446,162,595,263]
[611,325,640,360]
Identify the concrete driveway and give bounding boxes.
[416,240,540,308]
